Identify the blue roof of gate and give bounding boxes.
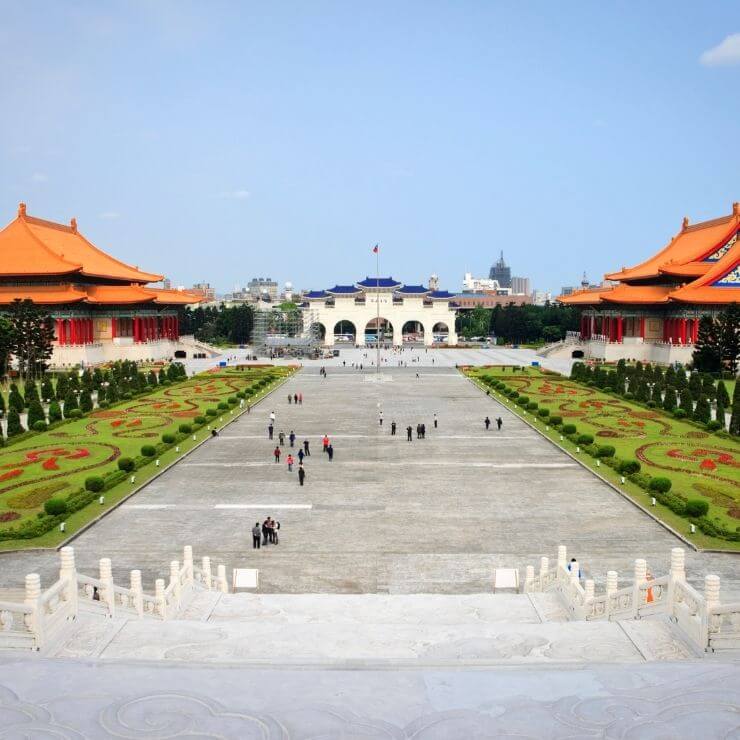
[397,284,430,294]
[356,277,402,288]
[326,284,361,294]
[304,290,329,299]
[428,290,455,299]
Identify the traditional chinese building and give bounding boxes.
[302,278,459,346]
[558,203,740,363]
[0,203,202,366]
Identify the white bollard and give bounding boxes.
[130,475,135,484]
[201,556,212,589]
[560,435,564,441]
[99,496,104,504]
[156,459,160,467]
[183,546,194,584]
[620,476,625,484]
[170,560,181,607]
[690,523,696,534]
[217,564,228,593]
[634,558,647,585]
[670,548,686,581]
[576,446,580,453]
[596,459,600,467]
[175,446,180,452]
[130,569,143,616]
[651,497,656,506]
[606,570,618,595]
[192,435,196,441]
[525,565,534,589]
[60,522,65,532]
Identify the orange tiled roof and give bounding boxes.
[148,288,203,305]
[0,203,163,283]
[557,287,615,305]
[669,241,740,304]
[599,284,674,304]
[605,205,740,282]
[84,284,158,305]
[0,284,87,304]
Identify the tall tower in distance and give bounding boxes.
[489,251,511,288]
[429,273,440,291]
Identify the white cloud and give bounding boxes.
[700,33,740,66]
[218,189,250,200]
[99,211,121,220]
[30,172,48,183]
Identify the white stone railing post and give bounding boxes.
[201,556,212,590]
[702,574,721,651]
[584,579,594,600]
[170,561,181,609]
[59,546,78,618]
[183,546,194,586]
[217,564,228,593]
[539,556,549,580]
[155,578,167,619]
[99,558,115,618]
[24,573,43,649]
[633,559,647,617]
[130,570,143,617]
[557,546,567,583]
[525,565,534,591]
[668,547,686,617]
[569,560,579,585]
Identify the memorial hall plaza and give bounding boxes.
[0,366,738,597]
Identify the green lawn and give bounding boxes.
[465,366,740,551]
[0,365,295,549]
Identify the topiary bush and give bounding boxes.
[562,424,577,435]
[618,459,641,475]
[217,402,229,411]
[537,408,550,417]
[526,402,538,411]
[206,408,218,417]
[85,476,105,493]
[68,409,82,418]
[685,499,709,518]
[117,457,135,472]
[228,396,238,405]
[140,445,156,457]
[178,423,192,434]
[162,433,175,444]
[549,415,562,426]
[649,477,672,493]
[597,445,615,458]
[577,433,594,446]
[44,498,67,516]
[32,420,47,432]
[194,415,206,425]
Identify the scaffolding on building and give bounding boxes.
[251,306,323,358]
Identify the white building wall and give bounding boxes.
[308,294,458,347]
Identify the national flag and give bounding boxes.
[372,244,379,253]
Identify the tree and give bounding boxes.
[693,394,711,425]
[27,399,45,428]
[650,382,662,406]
[692,316,721,373]
[715,392,727,431]
[688,370,702,400]
[635,380,650,404]
[662,386,677,412]
[41,376,55,402]
[81,369,94,392]
[679,389,694,415]
[48,399,62,422]
[730,382,740,436]
[7,299,55,381]
[6,408,23,437]
[106,382,119,404]
[8,383,24,413]
[716,303,740,374]
[23,379,39,407]
[701,374,716,401]
[148,370,158,387]
[717,380,731,408]
[0,316,14,380]
[56,373,69,401]
[79,390,93,413]
[63,390,78,415]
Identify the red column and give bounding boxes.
[133,317,140,343]
[175,316,179,339]
[679,318,687,345]
[72,318,78,345]
[639,317,645,340]
[692,319,699,344]
[617,316,623,343]
[55,319,62,344]
[111,317,117,340]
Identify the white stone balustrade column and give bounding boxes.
[633,558,647,615]
[557,546,567,573]
[155,578,166,619]
[183,546,194,586]
[670,548,686,581]
[24,573,43,648]
[585,579,595,599]
[201,556,212,589]
[569,560,579,584]
[606,570,618,595]
[525,565,534,591]
[539,557,549,581]
[99,558,115,618]
[217,564,228,593]
[170,561,181,609]
[702,575,721,650]
[704,575,720,608]
[130,570,143,617]
[59,546,78,617]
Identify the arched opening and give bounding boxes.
[334,320,356,344]
[365,317,393,345]
[432,322,449,343]
[571,349,584,359]
[311,322,326,341]
[402,320,424,344]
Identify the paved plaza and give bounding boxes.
[1,365,738,598]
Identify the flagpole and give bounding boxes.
[376,245,380,377]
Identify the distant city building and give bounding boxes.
[191,282,216,302]
[161,278,172,290]
[511,276,531,295]
[455,293,532,308]
[531,290,552,306]
[429,274,440,292]
[488,251,511,288]
[561,272,603,297]
[284,281,294,302]
[248,277,278,301]
[462,272,506,293]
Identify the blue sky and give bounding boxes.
[1,1,739,295]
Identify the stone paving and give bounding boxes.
[1,366,738,598]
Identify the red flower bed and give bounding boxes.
[42,458,59,471]
[0,469,23,482]
[0,511,20,522]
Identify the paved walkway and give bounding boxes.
[1,368,737,597]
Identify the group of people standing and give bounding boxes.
[387,412,438,441]
[252,518,280,548]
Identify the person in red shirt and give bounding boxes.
[322,434,330,453]
[273,446,281,463]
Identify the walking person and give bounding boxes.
[327,444,334,461]
[289,430,296,447]
[294,393,298,404]
[270,410,276,424]
[288,394,292,404]
[303,439,311,456]
[485,416,491,430]
[322,434,330,454]
[262,518,270,546]
[421,423,426,439]
[379,411,383,427]
[407,425,412,441]
[273,520,280,545]
[433,413,438,429]
[298,393,303,405]
[286,453,294,472]
[298,463,306,486]
[391,421,396,436]
[297,448,305,464]
[496,417,502,431]
[273,446,281,463]
[252,522,261,549]
[279,431,285,446]
[268,423,274,440]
